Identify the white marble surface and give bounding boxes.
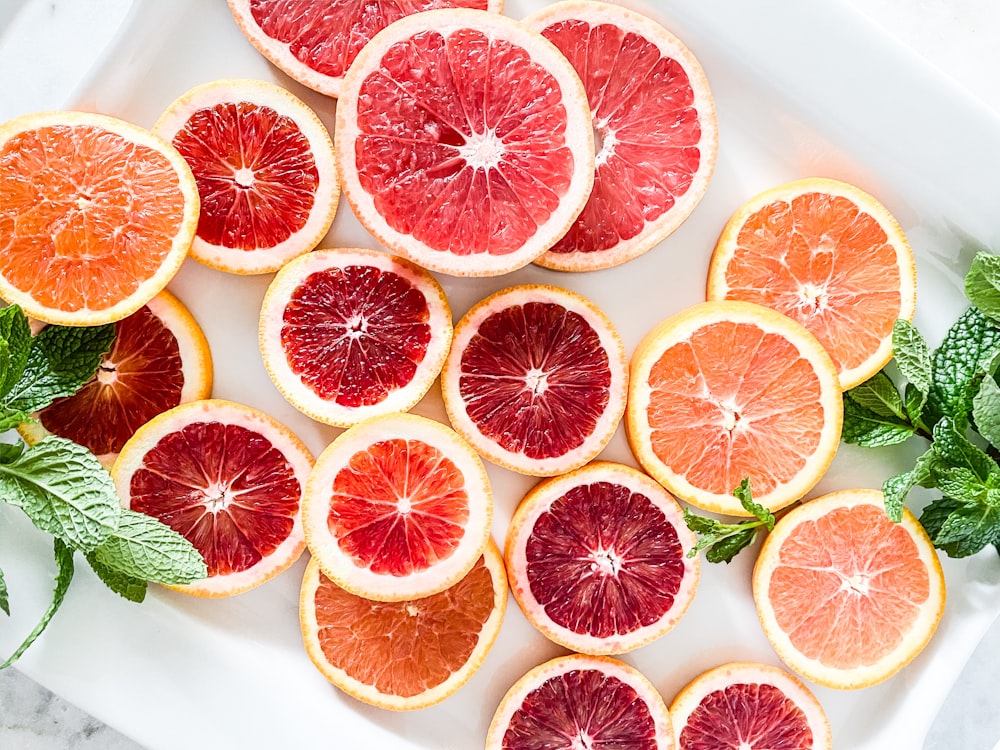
[1,0,1000,748]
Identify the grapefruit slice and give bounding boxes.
[486,654,675,750]
[227,0,503,98]
[259,248,452,426]
[300,540,506,711]
[112,399,313,597]
[335,8,595,276]
[752,489,946,689]
[442,285,627,476]
[302,413,493,601]
[706,178,916,389]
[505,461,698,654]
[153,78,338,275]
[524,0,718,271]
[627,301,842,515]
[19,290,213,468]
[669,662,832,750]
[0,111,198,326]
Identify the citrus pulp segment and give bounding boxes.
[0,111,198,326]
[505,461,698,654]
[752,489,946,690]
[524,0,718,272]
[299,540,506,711]
[669,662,832,750]
[20,290,213,468]
[706,177,916,389]
[302,412,493,601]
[259,248,452,426]
[486,654,675,750]
[335,8,595,276]
[227,0,504,98]
[442,285,627,476]
[112,399,313,597]
[153,78,338,275]
[626,300,842,515]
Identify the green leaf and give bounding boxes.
[90,509,206,585]
[973,374,1000,450]
[892,319,932,395]
[965,251,1000,322]
[847,370,907,420]
[706,527,761,564]
[733,478,775,531]
[1,539,74,669]
[932,416,1000,483]
[683,508,724,536]
[2,323,114,414]
[882,449,942,522]
[927,307,1000,428]
[85,552,147,603]
[0,565,9,616]
[933,502,1000,558]
[842,395,914,447]
[0,442,25,463]
[0,437,119,551]
[920,496,965,542]
[904,382,928,430]
[0,305,32,398]
[935,467,990,504]
[0,410,32,433]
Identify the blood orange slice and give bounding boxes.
[506,461,698,654]
[669,662,832,750]
[752,489,946,689]
[300,540,506,710]
[302,413,493,601]
[259,248,452,426]
[153,79,338,275]
[112,399,313,597]
[227,0,503,98]
[442,285,627,476]
[486,654,675,750]
[525,0,718,272]
[0,111,198,326]
[19,290,213,468]
[627,301,842,515]
[706,178,916,389]
[335,9,595,276]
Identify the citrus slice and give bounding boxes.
[669,662,832,750]
[300,540,506,711]
[442,285,627,476]
[706,178,916,389]
[112,399,313,597]
[486,654,674,750]
[19,290,213,468]
[259,248,452,426]
[153,78,338,275]
[627,300,842,515]
[335,8,595,277]
[524,0,717,272]
[302,412,493,601]
[0,111,198,326]
[505,461,698,654]
[227,0,503,98]
[752,489,946,689]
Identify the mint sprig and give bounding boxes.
[684,479,776,563]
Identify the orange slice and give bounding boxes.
[299,540,506,711]
[0,111,199,325]
[753,489,946,689]
[627,300,842,515]
[302,413,493,601]
[707,178,916,389]
[335,8,594,276]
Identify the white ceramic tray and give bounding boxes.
[3,1,1000,748]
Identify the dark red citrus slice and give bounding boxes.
[259,249,452,426]
[442,285,627,476]
[112,399,313,597]
[486,655,674,750]
[506,462,698,654]
[303,413,493,601]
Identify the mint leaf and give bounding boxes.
[920,497,965,541]
[85,552,147,603]
[0,305,31,398]
[892,319,932,395]
[705,527,760,564]
[90,509,206,585]
[846,370,907,420]
[0,442,25,463]
[973,374,1000,450]
[927,307,1000,428]
[933,502,1000,558]
[882,449,942,522]
[683,508,724,536]
[932,416,1000,483]
[684,480,772,563]
[734,477,775,530]
[0,566,9,616]
[3,323,114,414]
[965,252,1000,322]
[935,467,991,505]
[1,539,74,669]
[904,382,928,431]
[0,437,119,551]
[842,396,914,446]
[0,410,32,433]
